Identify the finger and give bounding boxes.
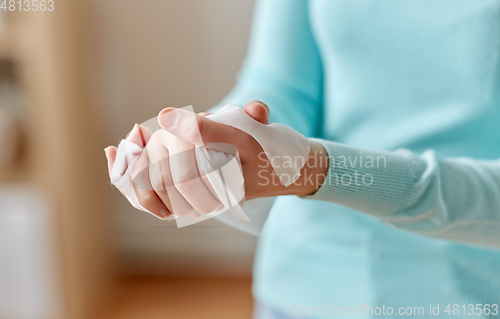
[199,112,212,117]
[131,149,171,219]
[194,146,222,202]
[146,142,173,211]
[104,146,117,175]
[243,100,270,124]
[157,107,248,152]
[164,131,222,215]
[126,124,152,148]
[147,131,199,217]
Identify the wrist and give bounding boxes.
[249,140,329,200]
[289,141,329,197]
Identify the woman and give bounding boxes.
[106,0,500,317]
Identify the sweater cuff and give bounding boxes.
[302,138,423,218]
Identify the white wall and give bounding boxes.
[91,0,257,276]
[0,186,61,319]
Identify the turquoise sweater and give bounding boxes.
[216,0,500,317]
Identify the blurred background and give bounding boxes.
[0,1,257,318]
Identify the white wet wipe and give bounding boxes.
[109,105,311,234]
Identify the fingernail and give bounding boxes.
[104,147,110,156]
[255,101,269,116]
[159,109,179,128]
[159,209,171,218]
[214,203,225,211]
[189,211,201,218]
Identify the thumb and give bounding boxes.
[243,100,270,124]
[158,107,242,148]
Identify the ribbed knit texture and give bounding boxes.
[306,139,500,246]
[211,0,500,317]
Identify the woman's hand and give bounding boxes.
[104,123,179,219]
[157,101,329,199]
[105,101,329,219]
[105,124,223,220]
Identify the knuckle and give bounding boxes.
[236,132,254,150]
[174,180,194,195]
[186,118,210,144]
[137,192,157,209]
[131,173,152,191]
[185,120,201,141]
[131,156,149,177]
[150,130,163,141]
[149,130,168,145]
[150,176,164,191]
